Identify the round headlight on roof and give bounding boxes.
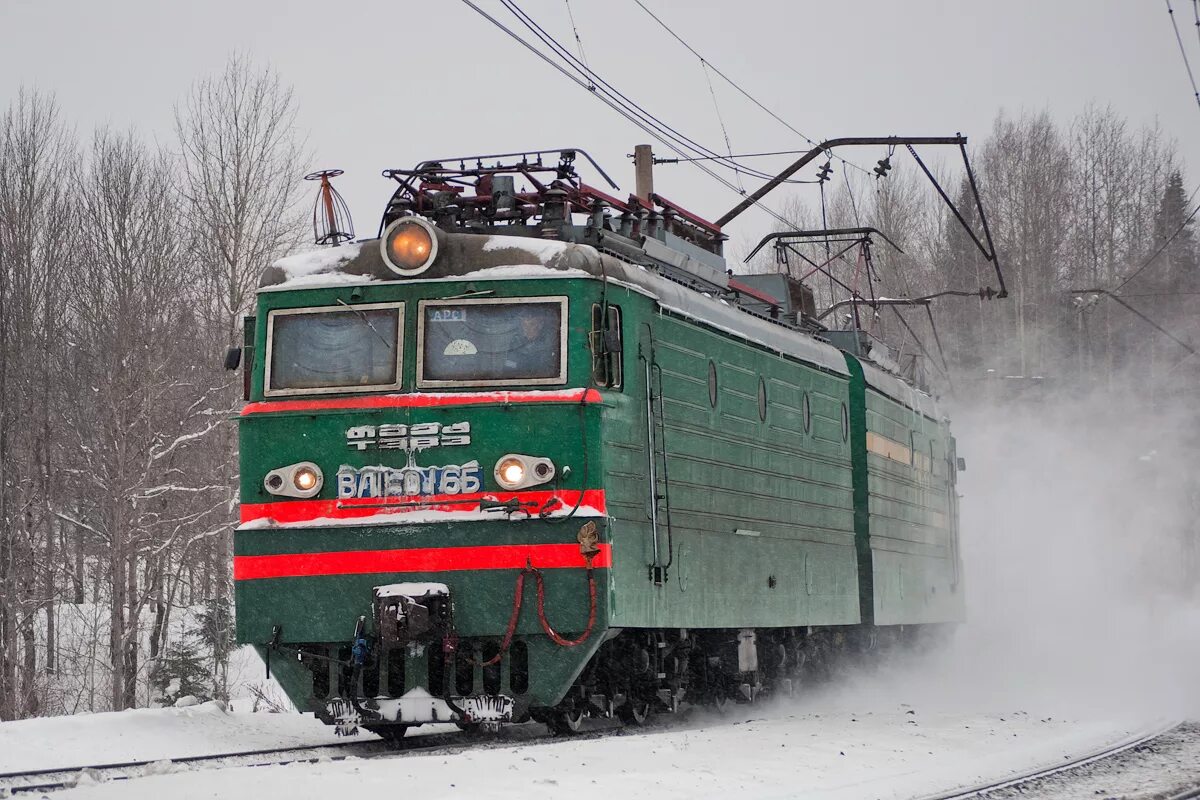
[380,216,438,276]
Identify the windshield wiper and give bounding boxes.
[442,289,494,300]
[336,299,393,350]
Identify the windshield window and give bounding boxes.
[267,303,402,395]
[418,298,566,387]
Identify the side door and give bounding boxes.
[638,323,672,585]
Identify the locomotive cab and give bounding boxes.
[237,251,620,734]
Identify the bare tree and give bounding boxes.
[175,53,308,347]
[65,129,229,710]
[1066,106,1180,388]
[979,111,1073,377]
[0,90,75,719]
[173,56,308,639]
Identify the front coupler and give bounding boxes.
[318,582,515,734]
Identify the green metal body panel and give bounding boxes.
[843,355,875,625]
[863,388,964,624]
[236,277,615,709]
[234,244,964,717]
[236,521,606,641]
[603,305,860,629]
[253,644,312,709]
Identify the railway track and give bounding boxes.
[0,739,390,795]
[7,714,1196,797]
[918,719,1189,800]
[0,718,636,795]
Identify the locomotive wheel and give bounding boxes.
[548,706,586,735]
[455,721,485,737]
[365,724,410,747]
[617,696,650,726]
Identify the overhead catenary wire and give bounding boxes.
[659,149,831,163]
[1068,0,1200,364]
[562,0,595,90]
[843,160,862,227]
[631,0,873,178]
[463,1,975,389]
[458,0,797,229]
[498,0,802,186]
[462,0,726,173]
[1194,0,1200,51]
[819,180,834,301]
[700,59,744,194]
[1083,0,1200,373]
[496,0,797,187]
[648,152,820,185]
[1166,0,1200,112]
[1111,180,1200,294]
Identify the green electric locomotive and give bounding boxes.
[232,150,964,738]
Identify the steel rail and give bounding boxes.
[0,716,645,795]
[914,719,1183,800]
[0,740,385,795]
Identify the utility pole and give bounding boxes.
[634,144,654,202]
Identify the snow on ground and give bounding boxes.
[0,639,1175,798]
[0,640,1171,798]
[37,702,1149,800]
[981,722,1200,800]
[0,700,347,774]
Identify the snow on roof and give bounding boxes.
[480,236,571,260]
[453,264,591,280]
[641,270,850,376]
[258,272,379,293]
[273,242,365,281]
[860,359,941,420]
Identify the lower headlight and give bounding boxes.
[264,461,323,499]
[294,466,319,492]
[493,454,555,490]
[496,457,527,489]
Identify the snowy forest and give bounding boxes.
[1,57,1197,721]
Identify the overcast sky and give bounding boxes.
[2,0,1195,255]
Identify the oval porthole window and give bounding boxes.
[757,378,767,421]
[802,392,812,434]
[840,402,849,442]
[708,360,718,408]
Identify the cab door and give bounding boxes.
[638,324,672,585]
